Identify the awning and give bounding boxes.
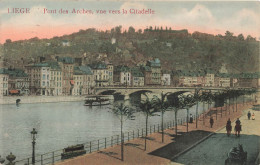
[70,80,74,85]
[9,90,19,94]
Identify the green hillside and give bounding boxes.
[2,27,259,73]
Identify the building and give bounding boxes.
[89,62,109,87]
[114,65,131,86]
[141,66,152,86]
[25,63,51,95]
[73,66,95,95]
[72,69,84,95]
[216,73,231,87]
[0,68,9,96]
[204,70,215,87]
[58,57,74,95]
[161,71,171,86]
[107,63,114,86]
[25,62,64,96]
[62,40,70,46]
[131,67,144,87]
[236,73,260,88]
[146,58,161,85]
[50,63,63,96]
[6,68,30,95]
[175,71,205,87]
[80,66,95,95]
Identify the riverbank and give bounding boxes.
[0,96,86,105]
[56,102,254,165]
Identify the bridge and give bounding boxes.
[95,86,229,103]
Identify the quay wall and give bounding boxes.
[0,96,86,105]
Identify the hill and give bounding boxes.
[2,26,259,73]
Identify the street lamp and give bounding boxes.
[0,155,5,164]
[31,128,37,165]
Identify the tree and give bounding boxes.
[128,26,135,34]
[237,34,244,41]
[111,102,135,161]
[206,91,214,115]
[179,94,196,132]
[214,92,225,118]
[138,94,158,150]
[246,35,256,41]
[200,91,209,125]
[168,94,185,136]
[225,31,234,40]
[153,92,171,143]
[193,89,201,128]
[225,88,232,115]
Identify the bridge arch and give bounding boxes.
[128,90,153,105]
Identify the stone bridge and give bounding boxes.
[95,87,228,103]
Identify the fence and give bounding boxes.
[14,117,190,165]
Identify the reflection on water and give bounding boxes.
[0,96,250,160]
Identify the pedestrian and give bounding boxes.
[252,113,255,120]
[247,111,251,120]
[210,117,214,128]
[189,114,193,123]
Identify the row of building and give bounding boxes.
[0,57,259,96]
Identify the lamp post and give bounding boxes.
[0,155,5,164]
[31,128,37,165]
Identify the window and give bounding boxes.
[42,74,46,80]
[42,81,45,86]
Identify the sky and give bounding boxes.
[0,1,259,43]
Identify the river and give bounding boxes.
[0,96,251,162]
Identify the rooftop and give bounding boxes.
[131,67,144,77]
[89,62,107,69]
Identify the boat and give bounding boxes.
[61,144,86,160]
[84,96,110,106]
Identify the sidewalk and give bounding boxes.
[171,106,260,165]
[56,103,254,165]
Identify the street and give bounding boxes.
[171,109,260,165]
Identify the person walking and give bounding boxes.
[210,117,214,128]
[189,114,193,123]
[247,111,251,120]
[252,113,255,120]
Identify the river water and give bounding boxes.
[0,96,251,161]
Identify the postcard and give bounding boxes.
[0,1,259,165]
